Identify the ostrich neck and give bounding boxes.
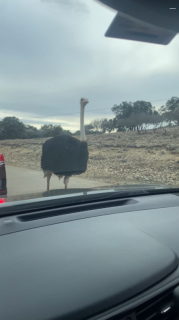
[80,105,86,141]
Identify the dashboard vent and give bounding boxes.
[135,288,178,320]
[105,286,179,320]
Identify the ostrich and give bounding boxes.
[41,98,89,190]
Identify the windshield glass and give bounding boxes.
[0,0,179,205]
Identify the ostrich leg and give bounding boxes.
[64,176,70,189]
[47,172,52,191]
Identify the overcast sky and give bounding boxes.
[0,0,179,132]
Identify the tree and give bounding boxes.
[160,97,179,125]
[40,124,63,137]
[84,124,94,134]
[99,119,108,133]
[106,119,114,133]
[88,118,114,133]
[113,118,126,132]
[90,119,102,132]
[0,117,26,139]
[25,125,39,139]
[150,114,165,131]
[112,100,159,132]
[0,117,73,140]
[61,130,72,136]
[112,100,157,118]
[73,130,80,136]
[133,101,154,115]
[100,118,114,133]
[115,113,147,132]
[165,96,179,112]
[112,101,133,119]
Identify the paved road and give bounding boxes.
[6,165,106,197]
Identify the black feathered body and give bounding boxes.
[41,135,88,177]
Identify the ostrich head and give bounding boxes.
[80,98,89,108]
[80,97,89,141]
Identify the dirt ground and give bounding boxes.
[1,126,179,187]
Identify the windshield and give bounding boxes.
[0,0,179,205]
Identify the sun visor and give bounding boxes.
[97,0,179,45]
[105,13,177,45]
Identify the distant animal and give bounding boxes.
[41,98,89,190]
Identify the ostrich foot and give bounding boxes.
[64,176,70,189]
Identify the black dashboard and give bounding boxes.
[1,192,179,320]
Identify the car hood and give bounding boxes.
[6,183,173,202]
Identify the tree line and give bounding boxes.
[88,96,179,134]
[0,118,72,140]
[0,97,178,139]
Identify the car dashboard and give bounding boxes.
[1,192,179,320]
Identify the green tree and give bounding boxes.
[112,100,158,131]
[164,96,179,112]
[85,124,94,134]
[25,125,39,139]
[90,119,102,132]
[61,130,72,136]
[0,117,26,139]
[106,119,114,133]
[40,124,63,137]
[160,97,179,125]
[112,101,133,119]
[100,118,114,133]
[133,101,154,115]
[89,119,114,133]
